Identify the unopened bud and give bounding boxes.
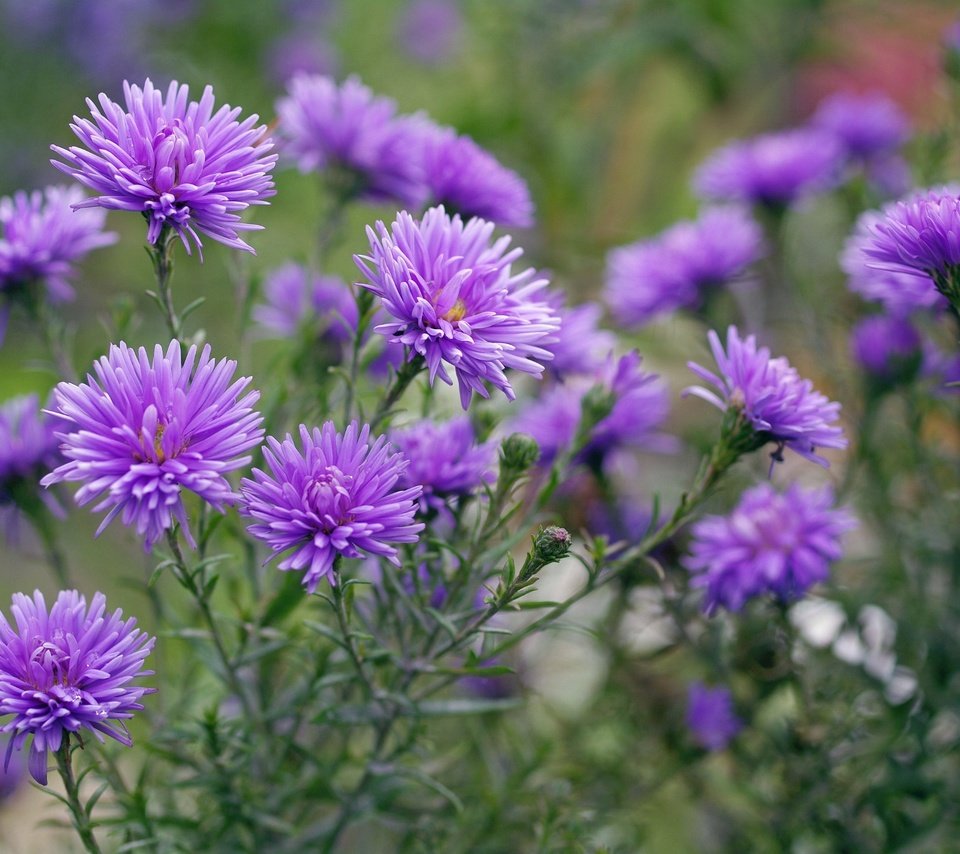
[580,384,616,432]
[500,432,540,472]
[532,526,572,564]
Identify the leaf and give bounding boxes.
[85,781,110,817]
[434,664,515,677]
[302,620,349,651]
[416,697,521,716]
[234,639,289,666]
[389,766,464,813]
[260,571,308,626]
[514,600,563,611]
[424,608,459,640]
[180,296,207,320]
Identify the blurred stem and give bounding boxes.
[369,355,424,430]
[331,560,375,699]
[148,228,181,341]
[25,289,76,381]
[341,288,375,424]
[55,739,103,854]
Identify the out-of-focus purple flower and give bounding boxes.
[253,263,356,346]
[685,326,847,467]
[267,33,339,87]
[0,734,22,801]
[685,482,855,614]
[0,395,62,517]
[51,79,277,256]
[0,185,116,304]
[921,340,960,394]
[391,417,495,512]
[418,124,533,227]
[686,683,742,750]
[0,590,154,785]
[548,298,615,378]
[944,19,960,78]
[356,206,559,408]
[843,205,948,314]
[41,341,264,550]
[605,206,763,326]
[864,153,912,199]
[398,0,463,65]
[239,421,424,593]
[276,74,426,207]
[694,129,843,207]
[512,352,674,464]
[850,314,922,383]
[810,92,910,160]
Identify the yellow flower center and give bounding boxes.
[441,298,468,323]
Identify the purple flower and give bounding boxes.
[685,482,855,613]
[419,124,534,227]
[397,0,463,65]
[605,206,763,326]
[0,185,116,303]
[391,417,495,512]
[549,299,616,378]
[921,341,960,395]
[694,128,843,207]
[0,734,23,801]
[41,341,264,550]
[810,92,910,160]
[0,590,154,785]
[356,206,559,408]
[686,326,847,467]
[239,421,424,593]
[266,32,339,87]
[253,263,357,345]
[850,314,922,383]
[686,683,742,751]
[276,74,426,207]
[0,394,63,516]
[51,79,277,256]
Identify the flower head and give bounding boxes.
[356,206,559,408]
[605,206,763,326]
[0,394,62,516]
[694,128,843,207]
[810,92,910,160]
[548,299,615,379]
[684,482,855,613]
[391,417,495,512]
[0,185,116,303]
[0,590,154,785]
[850,314,922,384]
[51,79,277,255]
[276,74,426,206]
[419,124,534,227]
[686,326,847,467]
[41,341,264,550]
[398,0,463,65]
[686,683,742,751]
[240,421,424,593]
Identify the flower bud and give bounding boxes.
[532,526,572,564]
[499,432,540,472]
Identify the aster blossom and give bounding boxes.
[276,74,426,206]
[0,185,116,303]
[685,326,847,466]
[850,314,922,384]
[548,298,615,379]
[684,482,855,614]
[41,341,264,550]
[810,91,910,160]
[240,421,424,593]
[0,394,63,517]
[0,590,154,785]
[355,206,559,408]
[253,263,357,344]
[686,683,742,751]
[51,78,277,255]
[694,128,843,207]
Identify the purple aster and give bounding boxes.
[276,74,426,207]
[355,206,559,408]
[605,206,763,326]
[239,421,424,593]
[850,314,922,383]
[418,123,534,227]
[921,341,960,395]
[253,263,357,346]
[51,79,277,256]
[684,482,855,614]
[686,683,742,751]
[0,394,63,519]
[391,417,495,512]
[548,299,616,379]
[694,128,843,207]
[266,32,339,87]
[40,341,264,550]
[0,185,116,305]
[0,734,23,801]
[685,326,847,467]
[0,589,154,785]
[810,92,910,160]
[398,0,464,66]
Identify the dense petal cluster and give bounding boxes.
[694,129,843,206]
[684,482,855,613]
[605,206,763,326]
[419,124,534,227]
[810,92,910,159]
[276,74,426,206]
[51,79,277,255]
[41,341,264,549]
[391,417,495,512]
[0,185,116,302]
[240,421,424,593]
[0,590,154,785]
[850,314,922,383]
[686,683,742,751]
[253,263,357,344]
[356,206,559,408]
[686,326,847,466]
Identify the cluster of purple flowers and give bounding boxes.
[685,482,855,614]
[686,682,742,751]
[276,74,533,227]
[605,206,763,326]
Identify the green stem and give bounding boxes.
[369,356,424,430]
[149,229,181,341]
[331,561,375,699]
[55,739,103,854]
